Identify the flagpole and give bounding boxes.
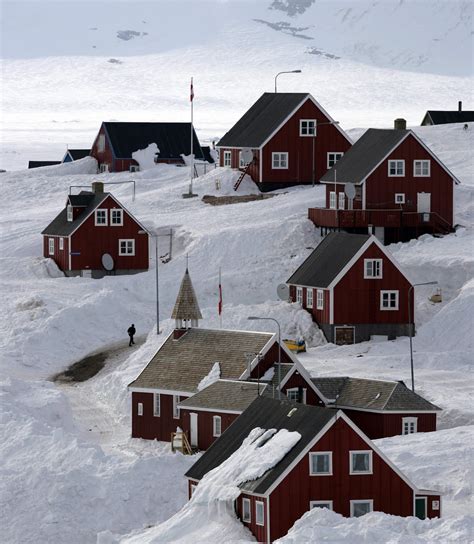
[219,267,223,329]
[190,77,194,195]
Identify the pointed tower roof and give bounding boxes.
[171,268,203,321]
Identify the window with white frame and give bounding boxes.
[414,160,430,177]
[327,152,344,169]
[242,498,251,522]
[350,451,373,474]
[309,452,332,475]
[350,500,373,517]
[137,402,143,416]
[316,289,324,310]
[223,150,232,167]
[286,388,306,404]
[59,237,64,250]
[173,395,180,419]
[300,119,317,136]
[296,287,303,304]
[402,417,418,435]
[98,134,105,152]
[153,393,160,416]
[307,289,313,308]
[213,415,222,437]
[272,152,288,169]
[95,209,108,226]
[388,160,405,177]
[99,163,109,173]
[329,191,337,209]
[119,239,135,256]
[255,501,265,526]
[338,192,345,210]
[310,501,333,510]
[395,193,405,204]
[380,290,399,310]
[239,151,251,168]
[364,259,383,279]
[129,164,139,172]
[48,238,54,255]
[67,205,73,222]
[111,209,123,225]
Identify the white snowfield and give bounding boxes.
[0,122,473,544]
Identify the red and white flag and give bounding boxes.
[190,78,194,102]
[218,268,223,316]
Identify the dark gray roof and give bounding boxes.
[67,149,91,160]
[129,328,274,393]
[41,191,108,236]
[311,377,348,400]
[103,122,205,160]
[217,93,309,148]
[268,363,294,388]
[28,161,61,168]
[185,396,336,494]
[68,193,95,207]
[423,111,474,125]
[320,128,408,184]
[178,380,267,412]
[287,232,369,288]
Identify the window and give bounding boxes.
[329,191,337,209]
[272,152,288,169]
[67,205,73,222]
[300,119,316,136]
[364,259,383,279]
[402,417,418,435]
[213,415,222,437]
[137,402,143,416]
[296,287,303,304]
[316,289,324,310]
[350,500,373,517]
[286,388,306,404]
[310,501,333,510]
[59,238,64,251]
[307,289,313,308]
[110,209,123,226]
[95,209,108,226]
[309,452,333,475]
[129,164,139,172]
[173,395,180,419]
[388,160,405,177]
[338,192,345,210]
[48,238,54,256]
[380,290,399,310]
[119,239,135,256]
[239,151,251,168]
[255,501,264,526]
[99,163,109,173]
[153,393,160,417]
[395,193,405,204]
[223,150,231,167]
[242,498,251,522]
[327,152,343,169]
[98,134,105,152]
[414,160,430,177]
[350,451,373,474]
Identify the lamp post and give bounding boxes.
[408,281,438,391]
[274,70,302,93]
[311,120,340,187]
[248,316,282,400]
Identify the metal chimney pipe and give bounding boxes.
[458,101,462,112]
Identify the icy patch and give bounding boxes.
[198,361,221,391]
[131,143,159,171]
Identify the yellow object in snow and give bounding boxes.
[283,339,306,353]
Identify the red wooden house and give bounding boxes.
[217,93,352,191]
[90,122,206,173]
[41,182,149,278]
[186,397,441,543]
[309,122,459,243]
[287,231,414,344]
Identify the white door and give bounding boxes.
[190,413,198,447]
[417,193,431,213]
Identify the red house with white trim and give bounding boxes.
[186,397,441,543]
[217,93,352,191]
[41,182,149,278]
[287,231,414,344]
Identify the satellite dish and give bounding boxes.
[241,148,253,164]
[277,283,290,301]
[102,253,114,271]
[345,183,356,199]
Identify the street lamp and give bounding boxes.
[311,120,340,187]
[248,316,282,400]
[408,281,438,391]
[274,70,302,93]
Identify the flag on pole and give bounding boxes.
[218,268,223,316]
[190,78,194,102]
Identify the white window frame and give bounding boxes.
[350,499,373,517]
[414,160,430,177]
[242,498,251,522]
[48,238,54,256]
[119,239,135,256]
[173,395,180,419]
[309,452,333,476]
[255,500,265,526]
[153,393,160,417]
[67,205,73,222]
[364,259,383,279]
[272,152,288,170]
[99,163,109,173]
[329,191,337,209]
[223,150,232,167]
[310,500,333,510]
[296,287,303,305]
[137,402,143,416]
[98,134,105,152]
[388,160,405,177]
[306,289,313,309]
[395,193,405,204]
[349,450,373,475]
[213,415,222,437]
[316,289,324,310]
[129,164,139,172]
[59,237,64,251]
[299,119,317,136]
[239,150,251,168]
[338,192,345,210]
[286,388,306,404]
[110,208,123,226]
[95,208,108,226]
[402,417,418,435]
[327,152,343,169]
[380,290,399,311]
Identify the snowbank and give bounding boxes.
[132,143,159,170]
[198,361,221,391]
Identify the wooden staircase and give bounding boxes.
[171,430,193,455]
[233,160,254,191]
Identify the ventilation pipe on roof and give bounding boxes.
[394,118,407,130]
[458,101,462,112]
[92,181,104,193]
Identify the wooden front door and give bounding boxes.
[190,413,198,447]
[415,497,427,520]
[335,327,355,345]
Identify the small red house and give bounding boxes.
[90,122,206,173]
[41,182,149,278]
[186,397,441,543]
[309,123,459,243]
[287,231,414,344]
[217,93,352,191]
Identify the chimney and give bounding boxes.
[394,118,407,130]
[458,101,462,112]
[92,181,104,194]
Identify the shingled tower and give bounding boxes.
[171,267,202,332]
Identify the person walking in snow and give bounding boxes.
[127,324,136,346]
